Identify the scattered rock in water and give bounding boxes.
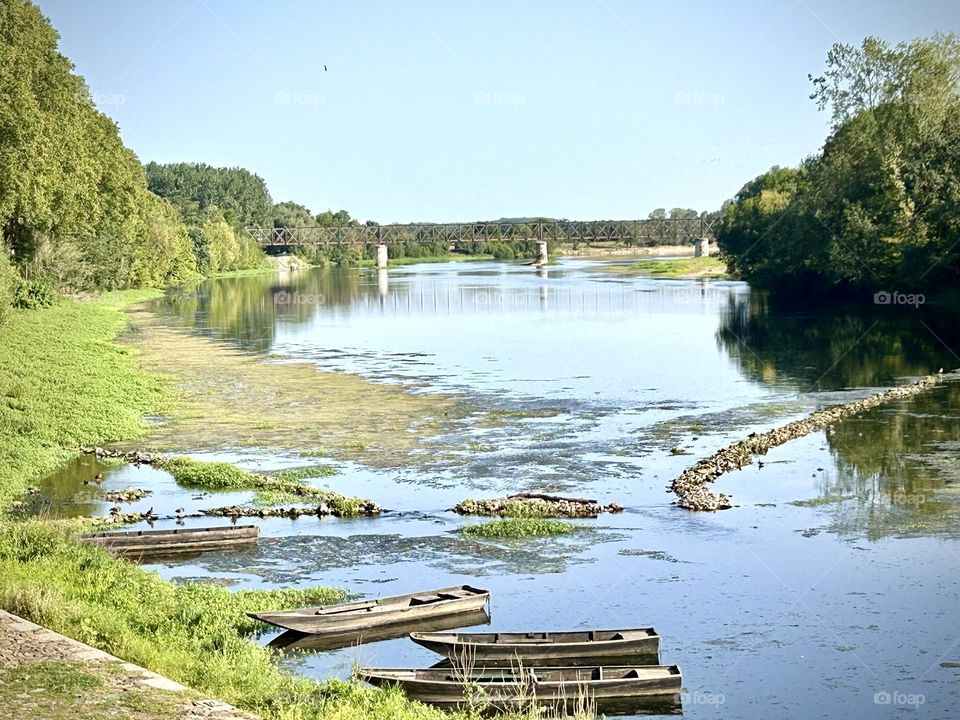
[454,492,624,518]
[103,487,152,503]
[669,370,959,511]
[82,446,162,467]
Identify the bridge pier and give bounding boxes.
[536,241,548,266]
[694,237,711,257]
[376,244,389,269]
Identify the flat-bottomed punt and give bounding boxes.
[410,628,659,664]
[249,585,490,634]
[81,525,259,558]
[268,610,491,652]
[359,665,682,707]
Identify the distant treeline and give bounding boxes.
[716,34,960,298]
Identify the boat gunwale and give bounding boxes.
[246,584,490,629]
[409,627,659,649]
[360,664,682,686]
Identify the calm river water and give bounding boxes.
[41,258,960,719]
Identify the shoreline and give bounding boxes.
[0,293,553,720]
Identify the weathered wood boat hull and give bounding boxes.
[359,665,682,708]
[410,627,660,663]
[268,610,491,652]
[81,524,259,558]
[249,585,490,634]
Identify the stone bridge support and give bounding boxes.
[376,243,389,269]
[536,241,549,266]
[694,237,711,257]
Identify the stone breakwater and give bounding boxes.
[203,502,380,519]
[671,370,959,511]
[454,492,624,518]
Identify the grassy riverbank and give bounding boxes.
[0,291,167,514]
[622,256,728,278]
[0,295,589,720]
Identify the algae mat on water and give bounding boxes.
[124,308,459,464]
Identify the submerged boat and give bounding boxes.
[248,585,490,634]
[410,628,660,664]
[358,665,682,707]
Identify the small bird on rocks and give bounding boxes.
[109,505,121,515]
[94,472,104,483]
[175,507,185,520]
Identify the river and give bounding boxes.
[36,258,960,719]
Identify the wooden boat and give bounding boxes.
[81,525,258,558]
[268,609,491,652]
[358,665,682,707]
[410,628,659,664]
[248,585,490,634]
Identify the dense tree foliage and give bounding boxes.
[717,34,960,296]
[0,0,203,295]
[145,162,271,227]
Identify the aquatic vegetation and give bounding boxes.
[459,518,577,538]
[156,457,376,517]
[466,441,496,452]
[789,495,855,508]
[128,308,458,467]
[455,494,623,518]
[273,466,338,482]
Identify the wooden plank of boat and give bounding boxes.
[248,585,490,634]
[269,609,491,652]
[359,664,682,706]
[81,525,259,557]
[410,627,660,663]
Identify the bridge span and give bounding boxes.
[245,217,715,268]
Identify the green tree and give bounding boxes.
[271,201,316,228]
[145,162,272,227]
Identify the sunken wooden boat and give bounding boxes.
[249,585,490,634]
[410,628,660,664]
[359,665,682,707]
[269,609,491,652]
[81,524,259,558]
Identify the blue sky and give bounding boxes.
[37,0,960,223]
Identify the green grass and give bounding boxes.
[354,254,496,268]
[156,458,251,488]
[0,661,190,720]
[459,517,577,538]
[387,254,495,267]
[0,291,168,515]
[625,256,728,277]
[157,457,367,516]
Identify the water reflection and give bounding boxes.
[821,383,960,539]
[716,292,959,391]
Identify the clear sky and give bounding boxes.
[36,0,960,223]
